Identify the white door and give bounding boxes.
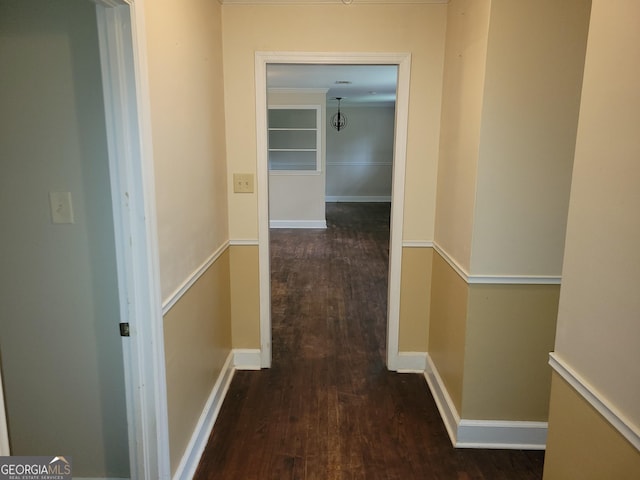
[96,1,172,478]
[0,1,170,477]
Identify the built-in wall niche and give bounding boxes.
[268,106,321,172]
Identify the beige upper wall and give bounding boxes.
[222,4,446,241]
[144,0,229,300]
[470,0,591,276]
[433,0,491,271]
[554,0,640,429]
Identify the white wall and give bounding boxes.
[268,89,327,228]
[554,0,640,430]
[0,1,129,476]
[326,104,395,202]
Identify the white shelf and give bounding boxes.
[268,106,320,172]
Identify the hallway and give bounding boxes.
[194,203,544,479]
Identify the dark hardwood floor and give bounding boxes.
[194,203,545,479]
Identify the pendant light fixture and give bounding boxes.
[331,97,348,132]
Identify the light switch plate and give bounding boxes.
[233,173,254,193]
[49,191,75,224]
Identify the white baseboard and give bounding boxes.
[172,352,235,480]
[424,354,460,445]
[233,349,262,370]
[402,241,434,248]
[325,196,391,203]
[425,354,547,450]
[269,220,327,229]
[457,420,547,449]
[395,352,427,373]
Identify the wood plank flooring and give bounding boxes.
[194,203,545,479]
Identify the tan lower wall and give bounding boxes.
[428,252,468,414]
[230,244,261,348]
[543,372,640,479]
[429,250,559,422]
[462,283,559,420]
[163,249,232,474]
[398,247,433,352]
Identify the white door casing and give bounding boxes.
[95,1,171,479]
[254,52,411,371]
[0,367,9,456]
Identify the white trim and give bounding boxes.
[0,367,10,455]
[229,239,259,246]
[425,354,547,450]
[233,349,263,370]
[269,220,327,229]
[395,352,427,373]
[549,352,640,451]
[424,354,461,446]
[95,1,171,478]
[386,52,411,372]
[402,241,434,248]
[433,242,562,285]
[456,420,547,450]
[325,196,392,203]
[256,55,272,369]
[469,275,561,285]
[256,52,412,371]
[432,242,470,284]
[162,241,230,315]
[172,352,235,480]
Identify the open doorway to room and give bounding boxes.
[265,64,398,371]
[254,53,411,371]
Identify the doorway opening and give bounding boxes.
[254,52,412,371]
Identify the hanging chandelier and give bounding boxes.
[331,97,348,132]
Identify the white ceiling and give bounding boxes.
[266,64,398,107]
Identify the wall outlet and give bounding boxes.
[233,173,254,193]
